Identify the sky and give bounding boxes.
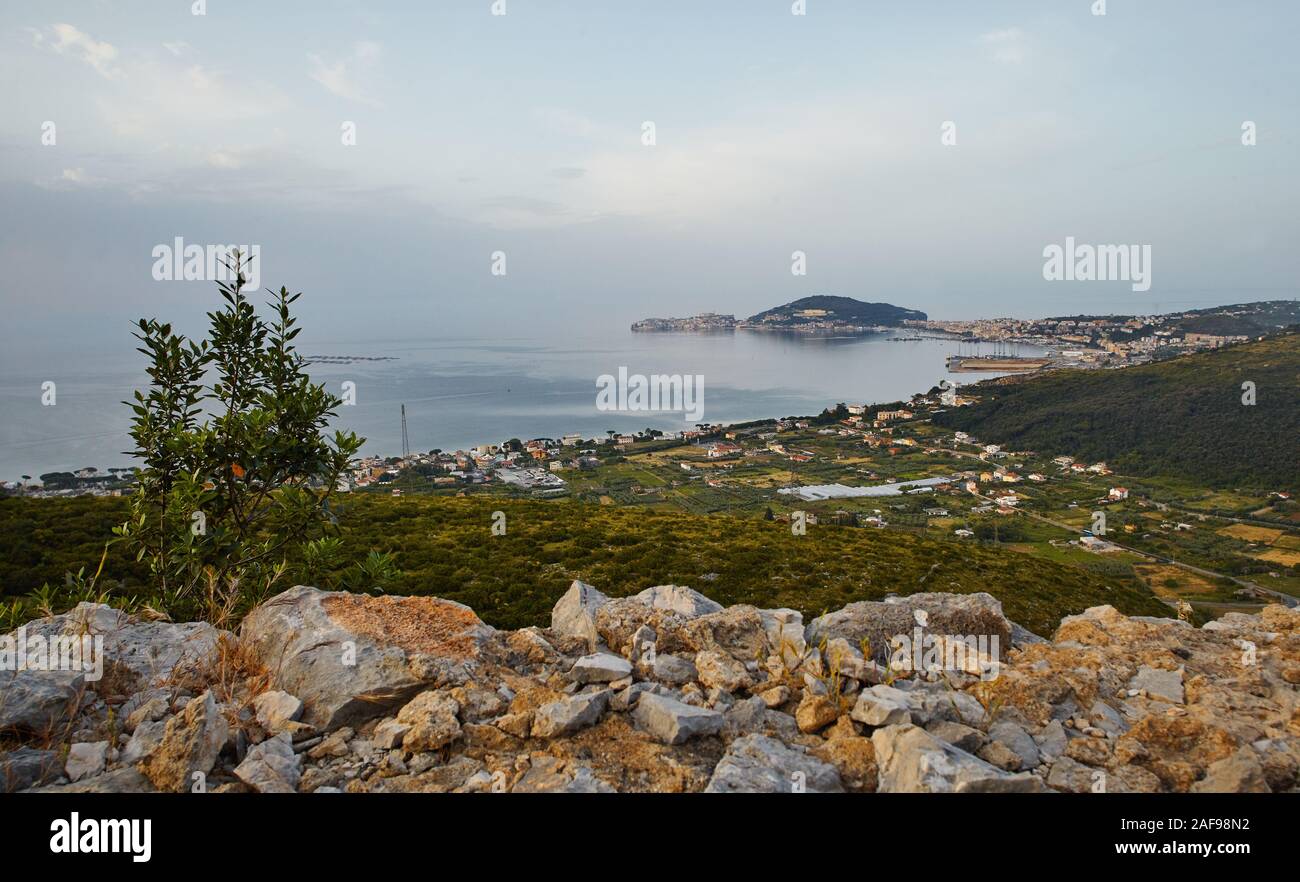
[0,0,1297,356]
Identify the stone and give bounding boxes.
[795,693,840,733]
[119,719,168,765]
[0,668,85,734]
[805,592,1011,667]
[850,685,913,727]
[141,690,230,793]
[1065,736,1111,767]
[645,653,697,686]
[812,735,878,792]
[926,720,986,753]
[531,689,610,738]
[371,718,410,750]
[632,584,724,618]
[706,734,844,793]
[871,724,1046,792]
[633,692,723,744]
[1129,665,1184,704]
[0,747,64,793]
[694,650,754,693]
[252,690,304,733]
[977,741,1023,771]
[987,720,1040,770]
[449,685,507,722]
[1190,749,1271,793]
[550,580,609,648]
[4,602,226,693]
[28,766,154,793]
[240,585,497,731]
[1047,756,1102,793]
[1034,720,1068,761]
[125,697,169,734]
[65,741,109,782]
[396,691,462,752]
[571,651,633,684]
[512,756,615,793]
[758,685,791,708]
[235,732,302,793]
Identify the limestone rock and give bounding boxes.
[706,734,844,793]
[632,584,724,618]
[850,685,913,727]
[65,741,109,782]
[240,586,497,730]
[872,724,1045,792]
[1190,749,1271,793]
[550,580,609,648]
[571,651,633,684]
[0,747,64,793]
[795,693,840,733]
[0,668,86,735]
[694,650,754,693]
[633,692,723,744]
[1129,665,1185,704]
[396,691,462,752]
[806,592,1012,666]
[531,689,610,738]
[252,690,304,733]
[234,732,302,793]
[141,690,230,793]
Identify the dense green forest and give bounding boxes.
[0,494,1170,636]
[934,332,1299,491]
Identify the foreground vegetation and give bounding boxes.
[0,494,1171,637]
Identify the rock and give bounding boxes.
[1088,700,1128,737]
[723,697,799,741]
[645,653,697,686]
[633,692,723,744]
[759,608,807,664]
[1047,756,1102,793]
[512,756,615,793]
[871,724,1046,792]
[633,584,724,618]
[1129,665,1185,704]
[120,719,168,765]
[977,741,1023,771]
[926,720,986,753]
[795,693,841,733]
[706,734,844,793]
[1191,749,1271,793]
[124,697,169,734]
[1065,736,1111,767]
[1009,621,1048,648]
[28,766,155,793]
[850,685,913,727]
[371,718,410,750]
[812,735,878,792]
[0,669,85,734]
[307,727,353,760]
[234,732,301,793]
[987,720,1040,770]
[571,651,633,684]
[252,690,304,733]
[694,650,754,693]
[0,747,63,793]
[550,580,609,648]
[1034,720,1068,761]
[5,602,225,692]
[396,691,462,752]
[449,685,507,722]
[758,685,791,708]
[141,690,229,793]
[805,592,1012,666]
[531,689,610,738]
[823,638,883,684]
[493,711,533,739]
[65,741,109,782]
[240,585,497,731]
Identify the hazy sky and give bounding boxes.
[1,0,1297,355]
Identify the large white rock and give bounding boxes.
[632,692,723,744]
[240,586,497,730]
[871,724,1046,792]
[252,690,304,733]
[632,585,724,618]
[65,741,109,783]
[705,734,844,793]
[550,581,609,647]
[850,685,914,727]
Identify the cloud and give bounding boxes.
[31,23,121,78]
[309,42,381,103]
[163,41,191,57]
[980,27,1027,65]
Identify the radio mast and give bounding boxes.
[401,404,410,459]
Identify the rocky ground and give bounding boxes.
[2,582,1297,793]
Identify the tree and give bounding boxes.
[115,252,362,619]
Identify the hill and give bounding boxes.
[745,296,926,328]
[933,332,1299,491]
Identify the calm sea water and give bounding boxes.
[0,331,1041,480]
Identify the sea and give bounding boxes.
[0,331,1042,481]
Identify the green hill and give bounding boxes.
[934,332,1299,491]
[746,295,925,327]
[0,495,1169,637]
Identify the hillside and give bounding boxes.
[745,295,926,328]
[0,494,1168,637]
[933,332,1299,491]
